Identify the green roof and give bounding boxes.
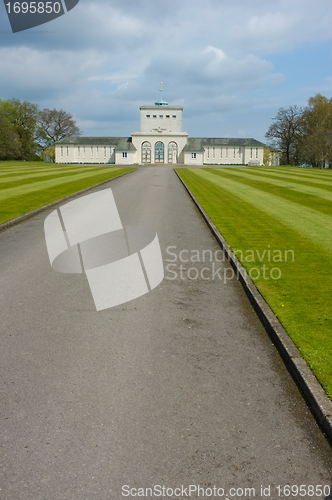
[113,137,136,151]
[57,136,136,151]
[154,99,169,106]
[182,138,205,152]
[58,135,266,153]
[183,137,266,152]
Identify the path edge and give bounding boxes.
[174,168,332,445]
[0,168,136,232]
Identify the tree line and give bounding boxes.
[265,94,332,168]
[0,98,81,161]
[1,94,331,167]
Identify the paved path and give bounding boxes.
[1,166,331,500]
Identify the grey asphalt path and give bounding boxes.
[1,165,332,500]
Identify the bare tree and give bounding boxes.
[38,108,81,147]
[265,105,303,165]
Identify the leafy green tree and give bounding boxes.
[265,105,303,165]
[38,108,81,148]
[43,145,56,163]
[0,110,21,160]
[299,94,332,169]
[0,98,39,160]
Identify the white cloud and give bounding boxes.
[204,46,227,62]
[0,46,109,97]
[229,0,332,54]
[145,46,284,94]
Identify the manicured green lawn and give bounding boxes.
[176,166,332,399]
[0,161,136,224]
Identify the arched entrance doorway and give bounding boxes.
[168,142,178,163]
[155,142,164,163]
[141,141,151,163]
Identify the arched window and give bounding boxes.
[141,141,151,163]
[155,142,164,163]
[168,142,178,163]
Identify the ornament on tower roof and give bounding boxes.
[155,82,168,106]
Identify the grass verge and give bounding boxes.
[176,166,332,399]
[0,161,136,224]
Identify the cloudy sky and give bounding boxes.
[0,0,331,142]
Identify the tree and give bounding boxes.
[43,145,55,163]
[299,94,332,169]
[0,98,39,160]
[265,105,303,165]
[38,108,81,148]
[0,110,21,160]
[0,99,81,160]
[263,147,271,166]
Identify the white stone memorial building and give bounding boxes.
[55,96,269,166]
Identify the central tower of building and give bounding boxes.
[131,93,188,164]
